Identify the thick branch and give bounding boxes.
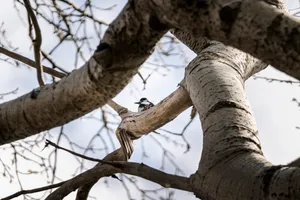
[182,30,300,200]
[107,100,128,118]
[287,157,300,167]
[75,87,192,199]
[117,162,192,191]
[1,0,300,147]
[150,0,300,80]
[0,1,167,145]
[118,86,192,139]
[46,148,191,200]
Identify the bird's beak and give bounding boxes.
[134,102,140,104]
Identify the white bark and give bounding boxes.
[149,0,300,80]
[184,42,300,199]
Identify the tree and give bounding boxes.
[1,0,300,199]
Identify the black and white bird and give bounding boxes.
[135,97,154,112]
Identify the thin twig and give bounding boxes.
[45,140,117,166]
[0,46,66,78]
[253,75,300,85]
[23,0,45,86]
[1,181,67,200]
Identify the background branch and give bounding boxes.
[23,0,44,86]
[1,181,66,200]
[0,46,66,78]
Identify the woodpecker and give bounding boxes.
[135,97,154,112]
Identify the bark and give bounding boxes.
[184,41,300,199]
[117,86,192,139]
[46,149,191,200]
[76,87,192,199]
[3,0,300,199]
[52,0,300,199]
[171,2,300,197]
[149,0,300,80]
[1,0,300,145]
[0,2,167,144]
[58,34,269,200]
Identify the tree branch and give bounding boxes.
[118,86,192,139]
[0,46,66,78]
[45,140,111,164]
[150,0,300,80]
[107,100,129,118]
[45,148,126,200]
[1,0,299,146]
[108,86,192,160]
[287,157,300,167]
[1,181,66,200]
[45,148,192,200]
[0,0,167,145]
[75,87,193,199]
[23,0,44,86]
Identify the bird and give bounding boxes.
[135,97,154,112]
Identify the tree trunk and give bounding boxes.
[180,36,300,199]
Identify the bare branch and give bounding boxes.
[45,148,192,200]
[118,86,192,139]
[1,181,66,200]
[116,162,192,192]
[253,75,300,85]
[107,100,129,118]
[45,149,126,200]
[23,0,44,86]
[74,87,193,198]
[45,140,104,163]
[0,46,66,78]
[0,0,168,145]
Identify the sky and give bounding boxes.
[0,0,300,200]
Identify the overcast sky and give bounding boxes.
[0,0,300,200]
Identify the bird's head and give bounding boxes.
[135,97,148,104]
